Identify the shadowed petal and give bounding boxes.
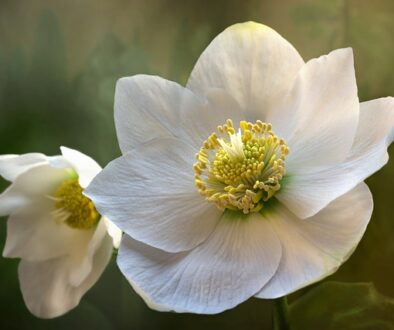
[117,211,282,314]
[18,233,113,318]
[277,97,394,219]
[270,48,359,170]
[0,164,68,216]
[115,75,202,153]
[0,153,48,182]
[61,146,102,188]
[86,138,221,253]
[3,200,94,262]
[257,183,372,298]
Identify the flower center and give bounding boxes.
[53,177,100,229]
[194,119,289,214]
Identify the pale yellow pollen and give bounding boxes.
[52,178,100,229]
[194,119,289,214]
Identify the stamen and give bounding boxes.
[52,178,100,229]
[194,120,289,214]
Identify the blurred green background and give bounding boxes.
[0,0,393,329]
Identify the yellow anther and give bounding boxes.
[193,119,288,214]
[53,178,100,229]
[227,127,235,135]
[243,129,252,141]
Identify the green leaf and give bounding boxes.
[289,282,394,330]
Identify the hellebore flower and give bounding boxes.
[0,147,121,318]
[86,22,394,314]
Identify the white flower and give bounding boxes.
[0,147,121,318]
[85,22,394,314]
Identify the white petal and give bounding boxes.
[3,200,94,262]
[103,217,122,249]
[68,219,108,286]
[0,153,48,182]
[86,137,221,253]
[187,22,304,121]
[60,146,102,188]
[115,74,246,154]
[118,211,282,314]
[277,97,394,219]
[269,48,359,170]
[256,183,372,298]
[0,186,30,216]
[127,279,172,312]
[114,75,202,153]
[179,88,245,150]
[345,97,394,170]
[47,155,71,169]
[18,233,113,318]
[0,164,68,216]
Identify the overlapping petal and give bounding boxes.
[277,97,394,219]
[67,220,109,286]
[256,183,372,298]
[179,88,244,149]
[85,138,221,253]
[269,48,359,169]
[114,75,200,153]
[0,164,67,216]
[18,233,113,318]
[0,153,48,182]
[187,21,304,121]
[103,216,122,249]
[60,146,102,188]
[118,212,281,314]
[115,75,244,153]
[3,200,94,262]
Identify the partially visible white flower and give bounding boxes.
[0,146,121,318]
[86,22,394,314]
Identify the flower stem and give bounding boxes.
[273,296,291,330]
